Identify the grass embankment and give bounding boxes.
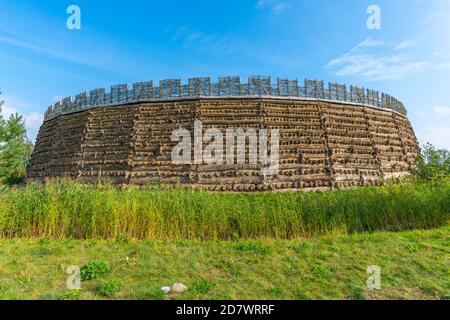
[0,181,448,240]
[0,227,448,300]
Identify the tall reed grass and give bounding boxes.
[0,181,448,240]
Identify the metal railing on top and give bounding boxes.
[44,76,407,121]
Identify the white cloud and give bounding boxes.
[24,112,44,138]
[0,33,80,64]
[417,126,450,150]
[415,104,450,150]
[417,106,450,117]
[271,2,291,15]
[433,51,450,59]
[394,40,417,51]
[326,38,430,81]
[432,106,450,115]
[1,95,44,142]
[355,38,384,49]
[1,104,17,120]
[169,26,244,56]
[256,0,268,9]
[167,26,303,67]
[256,0,291,16]
[437,62,450,70]
[421,0,450,26]
[0,31,116,73]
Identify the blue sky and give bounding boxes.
[0,0,449,149]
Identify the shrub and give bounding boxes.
[115,234,129,245]
[151,288,166,300]
[58,290,80,300]
[413,143,450,184]
[347,285,366,300]
[80,261,110,281]
[191,280,214,295]
[97,280,121,297]
[234,242,270,255]
[292,242,311,254]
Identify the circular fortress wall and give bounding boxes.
[27,77,420,191]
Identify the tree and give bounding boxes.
[0,94,5,141]
[413,143,450,183]
[0,90,33,185]
[437,149,450,160]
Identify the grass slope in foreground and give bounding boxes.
[0,226,448,300]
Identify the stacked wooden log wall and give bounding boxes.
[27,98,420,191]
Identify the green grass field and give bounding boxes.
[0,226,448,300]
[0,180,448,300]
[0,180,448,240]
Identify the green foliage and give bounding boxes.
[191,280,214,295]
[310,265,331,279]
[0,94,4,138]
[291,242,311,254]
[264,287,283,296]
[347,285,366,300]
[293,290,312,300]
[413,143,450,184]
[115,234,129,245]
[234,242,270,255]
[150,288,166,300]
[0,180,448,240]
[0,226,448,300]
[0,90,33,185]
[97,280,121,297]
[80,261,110,281]
[57,290,80,300]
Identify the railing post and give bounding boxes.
[41,76,407,121]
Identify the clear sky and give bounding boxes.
[0,0,449,149]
